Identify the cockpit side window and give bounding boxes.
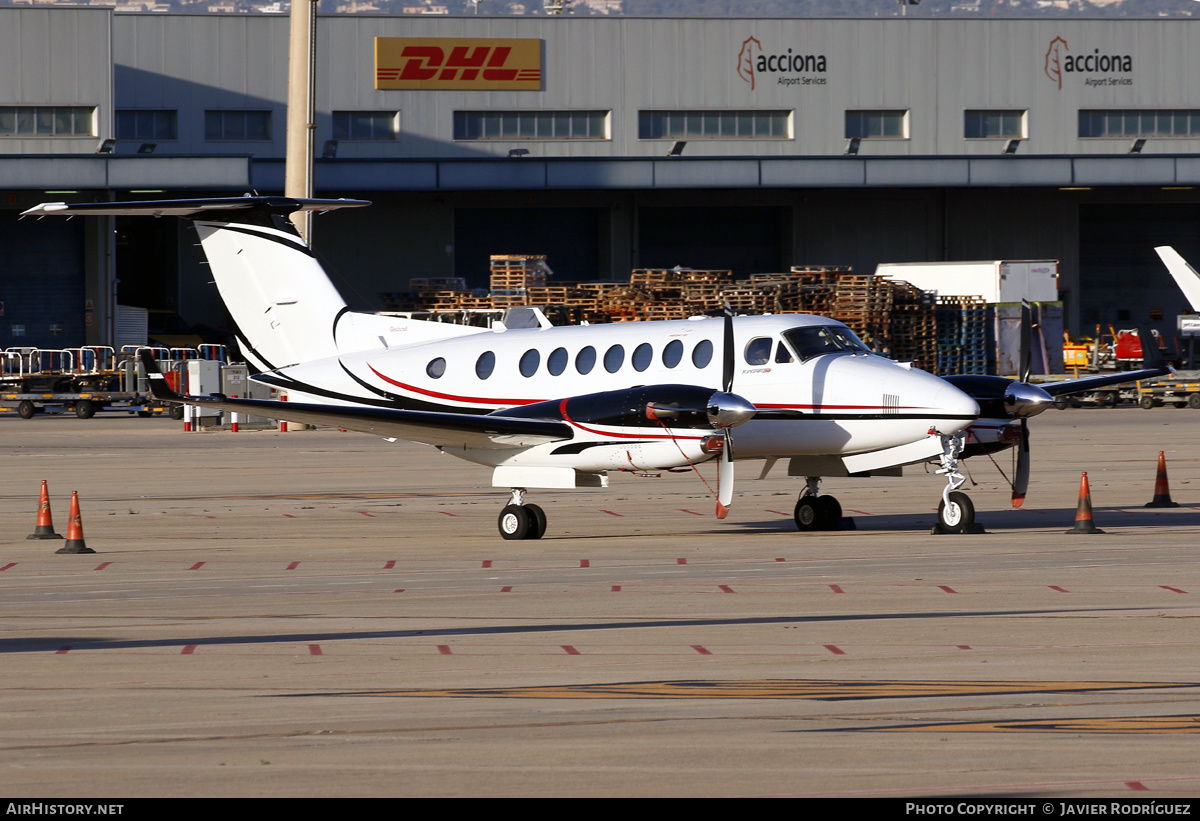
[781,326,870,362]
[774,341,794,363]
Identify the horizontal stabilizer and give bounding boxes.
[21,196,369,220]
[140,352,569,450]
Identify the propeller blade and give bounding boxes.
[722,304,735,394]
[1012,419,1030,508]
[1020,300,1033,383]
[716,430,734,519]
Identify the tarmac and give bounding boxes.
[2,406,1199,798]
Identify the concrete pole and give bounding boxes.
[286,0,318,245]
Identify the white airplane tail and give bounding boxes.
[1155,246,1200,313]
[23,196,478,372]
[195,216,353,370]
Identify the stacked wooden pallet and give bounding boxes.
[887,281,939,370]
[490,254,551,307]
[934,295,989,375]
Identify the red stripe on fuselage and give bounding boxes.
[367,364,540,407]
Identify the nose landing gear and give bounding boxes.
[793,476,845,531]
[932,431,983,534]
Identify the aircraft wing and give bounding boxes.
[140,353,569,450]
[21,196,370,219]
[1038,325,1170,397]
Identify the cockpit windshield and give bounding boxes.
[781,325,871,362]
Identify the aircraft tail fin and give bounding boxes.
[1155,246,1200,314]
[23,196,395,371]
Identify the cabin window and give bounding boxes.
[548,347,568,376]
[576,346,596,374]
[475,351,495,379]
[632,343,653,372]
[744,337,772,366]
[426,357,446,379]
[663,339,683,368]
[604,344,625,374]
[519,349,540,377]
[692,339,714,369]
[775,342,794,363]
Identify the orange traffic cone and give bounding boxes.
[1144,451,1180,508]
[1066,472,1105,535]
[27,480,64,540]
[55,491,95,554]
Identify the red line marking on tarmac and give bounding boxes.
[691,645,712,655]
[1049,586,1069,593]
[358,511,376,517]
[1125,781,1149,791]
[437,511,458,517]
[956,645,973,650]
[718,585,735,593]
[55,647,70,654]
[576,559,590,569]
[501,586,513,593]
[829,585,845,594]
[94,562,111,571]
[437,645,452,655]
[283,514,296,518]
[482,560,493,568]
[0,563,15,571]
[286,562,300,570]
[393,589,405,593]
[600,509,622,516]
[611,585,622,592]
[824,645,846,655]
[562,646,580,655]
[181,645,196,655]
[1161,586,1188,593]
[938,585,958,593]
[308,645,322,656]
[765,509,790,516]
[676,558,687,565]
[679,509,703,516]
[775,557,785,562]
[384,561,395,570]
[188,562,205,571]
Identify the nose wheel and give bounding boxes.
[793,477,843,531]
[498,489,547,540]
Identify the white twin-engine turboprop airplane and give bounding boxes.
[22,196,1170,540]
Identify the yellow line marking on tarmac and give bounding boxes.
[877,716,1200,733]
[349,679,1194,701]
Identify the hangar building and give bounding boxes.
[3,7,1200,350]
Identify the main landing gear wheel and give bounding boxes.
[498,503,547,540]
[937,491,975,534]
[793,495,841,531]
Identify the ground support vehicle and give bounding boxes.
[1134,371,1200,409]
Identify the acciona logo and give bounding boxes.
[1044,36,1133,90]
[737,36,827,90]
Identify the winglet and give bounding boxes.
[1135,326,1168,372]
[138,351,183,402]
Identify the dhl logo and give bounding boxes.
[375,38,542,90]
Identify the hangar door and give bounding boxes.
[1079,203,1200,331]
[454,208,601,289]
[637,206,784,277]
[0,212,85,350]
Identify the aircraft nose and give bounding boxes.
[938,379,980,420]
